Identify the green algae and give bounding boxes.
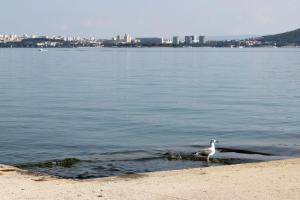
[16,158,81,169]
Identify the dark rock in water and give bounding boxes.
[164,152,183,160]
[16,158,81,169]
[163,152,207,161]
[51,158,81,168]
[163,151,265,165]
[217,148,273,156]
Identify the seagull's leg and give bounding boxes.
[206,155,210,163]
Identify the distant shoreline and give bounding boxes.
[0,46,299,49]
[2,28,300,49]
[1,158,299,200]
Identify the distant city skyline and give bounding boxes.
[1,0,300,38]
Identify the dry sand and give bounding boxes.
[0,159,300,200]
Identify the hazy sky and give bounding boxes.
[1,0,300,38]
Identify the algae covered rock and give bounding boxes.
[16,158,81,169]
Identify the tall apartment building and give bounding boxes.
[173,36,180,45]
[124,34,132,43]
[199,36,205,44]
[185,35,196,45]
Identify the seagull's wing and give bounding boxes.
[195,147,212,156]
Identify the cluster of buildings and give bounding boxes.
[2,33,288,48]
[0,34,97,42]
[0,34,101,48]
[102,34,206,47]
[0,33,207,48]
[0,34,20,42]
[173,35,205,46]
[102,34,135,46]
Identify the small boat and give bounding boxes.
[39,48,48,52]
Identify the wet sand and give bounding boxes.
[1,158,299,200]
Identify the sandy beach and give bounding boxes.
[0,159,299,200]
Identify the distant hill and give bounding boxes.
[261,28,300,44]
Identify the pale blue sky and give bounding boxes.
[1,0,299,38]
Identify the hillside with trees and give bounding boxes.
[261,28,300,46]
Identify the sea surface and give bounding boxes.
[0,48,299,178]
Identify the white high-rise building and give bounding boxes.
[116,35,122,42]
[124,34,131,43]
[22,34,29,39]
[163,38,172,44]
[185,35,197,45]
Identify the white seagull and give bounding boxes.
[195,139,218,162]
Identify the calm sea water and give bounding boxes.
[0,48,300,178]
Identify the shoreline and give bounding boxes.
[1,158,299,200]
[0,46,300,48]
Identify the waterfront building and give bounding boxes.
[124,34,132,43]
[163,38,172,44]
[40,35,49,39]
[138,37,163,46]
[22,34,29,39]
[116,35,122,42]
[173,36,180,45]
[199,36,205,44]
[103,39,118,46]
[52,36,64,40]
[131,39,140,44]
[66,37,74,41]
[192,35,196,43]
[185,36,194,45]
[0,34,19,41]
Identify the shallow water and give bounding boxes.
[0,48,299,178]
